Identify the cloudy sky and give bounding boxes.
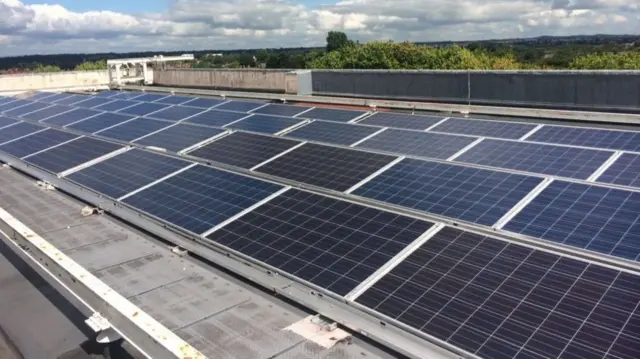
[1,0,638,56]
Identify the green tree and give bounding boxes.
[569,51,640,69]
[73,60,107,71]
[33,64,62,72]
[326,31,352,53]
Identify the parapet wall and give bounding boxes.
[153,68,292,93]
[0,70,109,92]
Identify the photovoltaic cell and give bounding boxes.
[20,105,73,122]
[93,100,140,112]
[0,99,31,112]
[110,92,145,100]
[215,100,266,112]
[597,153,640,188]
[284,121,381,146]
[187,132,301,169]
[208,189,434,296]
[66,112,137,133]
[122,165,284,234]
[527,126,640,152]
[182,98,227,109]
[145,105,205,122]
[356,129,478,160]
[117,102,170,116]
[0,122,45,144]
[256,143,397,192]
[154,95,195,105]
[252,103,311,117]
[72,97,116,109]
[0,129,79,158]
[456,139,613,179]
[42,108,102,126]
[432,118,537,139]
[52,94,90,106]
[503,180,640,261]
[225,114,304,135]
[357,226,640,359]
[184,109,249,127]
[353,159,543,226]
[0,116,19,128]
[36,93,73,103]
[0,97,16,105]
[359,112,445,130]
[24,137,123,174]
[67,149,191,199]
[4,102,52,117]
[134,123,226,152]
[95,118,172,142]
[297,107,367,123]
[131,93,170,102]
[94,91,120,98]
[27,92,59,101]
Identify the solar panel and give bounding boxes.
[353,159,543,226]
[66,112,136,133]
[154,95,195,105]
[183,109,249,127]
[296,107,367,123]
[597,153,640,188]
[42,108,102,126]
[0,99,32,113]
[93,100,139,112]
[182,97,227,109]
[27,92,59,101]
[133,124,226,152]
[145,105,205,122]
[72,97,116,109]
[527,126,640,152]
[95,118,172,142]
[503,180,640,261]
[0,97,16,105]
[52,94,90,106]
[208,189,434,296]
[0,116,20,129]
[118,102,170,117]
[359,112,444,130]
[131,93,170,102]
[110,92,145,100]
[94,91,121,98]
[356,226,640,359]
[24,137,123,174]
[36,93,73,103]
[67,149,191,199]
[284,121,381,146]
[256,143,397,192]
[187,132,301,169]
[0,122,45,144]
[432,118,537,139]
[4,102,52,117]
[225,114,304,135]
[356,129,478,160]
[456,139,614,180]
[252,103,311,117]
[215,100,266,112]
[122,164,284,234]
[20,105,73,122]
[0,129,79,159]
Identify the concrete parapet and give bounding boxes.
[153,68,292,93]
[0,70,109,92]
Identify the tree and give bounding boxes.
[326,31,352,53]
[33,64,62,73]
[74,60,107,71]
[569,51,640,69]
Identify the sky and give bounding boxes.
[1,0,639,57]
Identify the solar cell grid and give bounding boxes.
[4,102,52,117]
[252,103,311,117]
[503,180,640,261]
[0,116,19,129]
[117,102,170,117]
[72,97,116,109]
[297,107,367,123]
[226,114,304,135]
[95,118,172,142]
[24,136,123,174]
[359,112,445,130]
[145,105,205,122]
[187,131,301,169]
[36,93,73,103]
[67,112,136,133]
[93,100,140,112]
[42,108,102,126]
[456,139,614,180]
[353,159,543,226]
[208,189,434,296]
[356,227,640,359]
[356,129,478,160]
[432,118,537,139]
[184,109,249,127]
[154,95,195,105]
[0,129,79,159]
[0,97,16,105]
[527,126,640,152]
[182,97,227,109]
[131,93,169,102]
[122,165,284,234]
[94,91,120,98]
[256,143,397,192]
[597,153,640,188]
[52,94,90,106]
[0,99,32,113]
[0,122,45,144]
[284,121,382,146]
[67,149,191,199]
[20,105,74,122]
[110,92,145,100]
[27,92,59,101]
[216,100,266,112]
[133,123,226,152]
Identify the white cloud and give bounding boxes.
[0,0,638,56]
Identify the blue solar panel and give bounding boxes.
[27,92,59,101]
[359,112,444,130]
[0,129,79,158]
[356,129,478,160]
[527,126,640,152]
[284,121,380,146]
[0,116,20,128]
[296,107,367,123]
[67,112,136,133]
[95,118,172,142]
[456,139,614,180]
[94,91,121,98]
[118,102,170,116]
[52,94,90,106]
[215,100,266,112]
[122,164,284,234]
[597,153,640,188]
[20,105,73,122]
[110,92,145,100]
[93,100,139,112]
[252,104,311,117]
[182,98,227,109]
[226,114,304,135]
[0,99,33,113]
[0,122,45,144]
[184,109,249,127]
[36,93,73,103]
[4,102,52,117]
[353,159,543,226]
[67,149,191,199]
[24,137,123,174]
[42,108,102,126]
[432,118,538,139]
[145,106,205,122]
[504,181,640,262]
[0,97,16,105]
[72,97,116,109]
[134,124,226,152]
[154,95,196,105]
[132,93,170,102]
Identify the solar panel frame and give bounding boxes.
[215,100,267,112]
[431,118,538,139]
[183,109,250,127]
[296,107,368,123]
[225,114,305,135]
[251,103,311,117]
[66,112,137,133]
[42,108,102,126]
[4,102,53,117]
[0,97,17,105]
[94,118,173,142]
[0,99,33,113]
[0,122,46,145]
[72,97,117,109]
[133,123,226,152]
[359,112,445,130]
[0,128,79,159]
[0,116,20,129]
[93,100,140,112]
[19,105,74,122]
[145,105,206,122]
[284,121,382,146]
[117,102,170,117]
[597,153,640,188]
[181,97,227,109]
[527,125,640,152]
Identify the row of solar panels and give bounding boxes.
[1,92,640,265]
[2,92,640,191]
[0,101,638,359]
